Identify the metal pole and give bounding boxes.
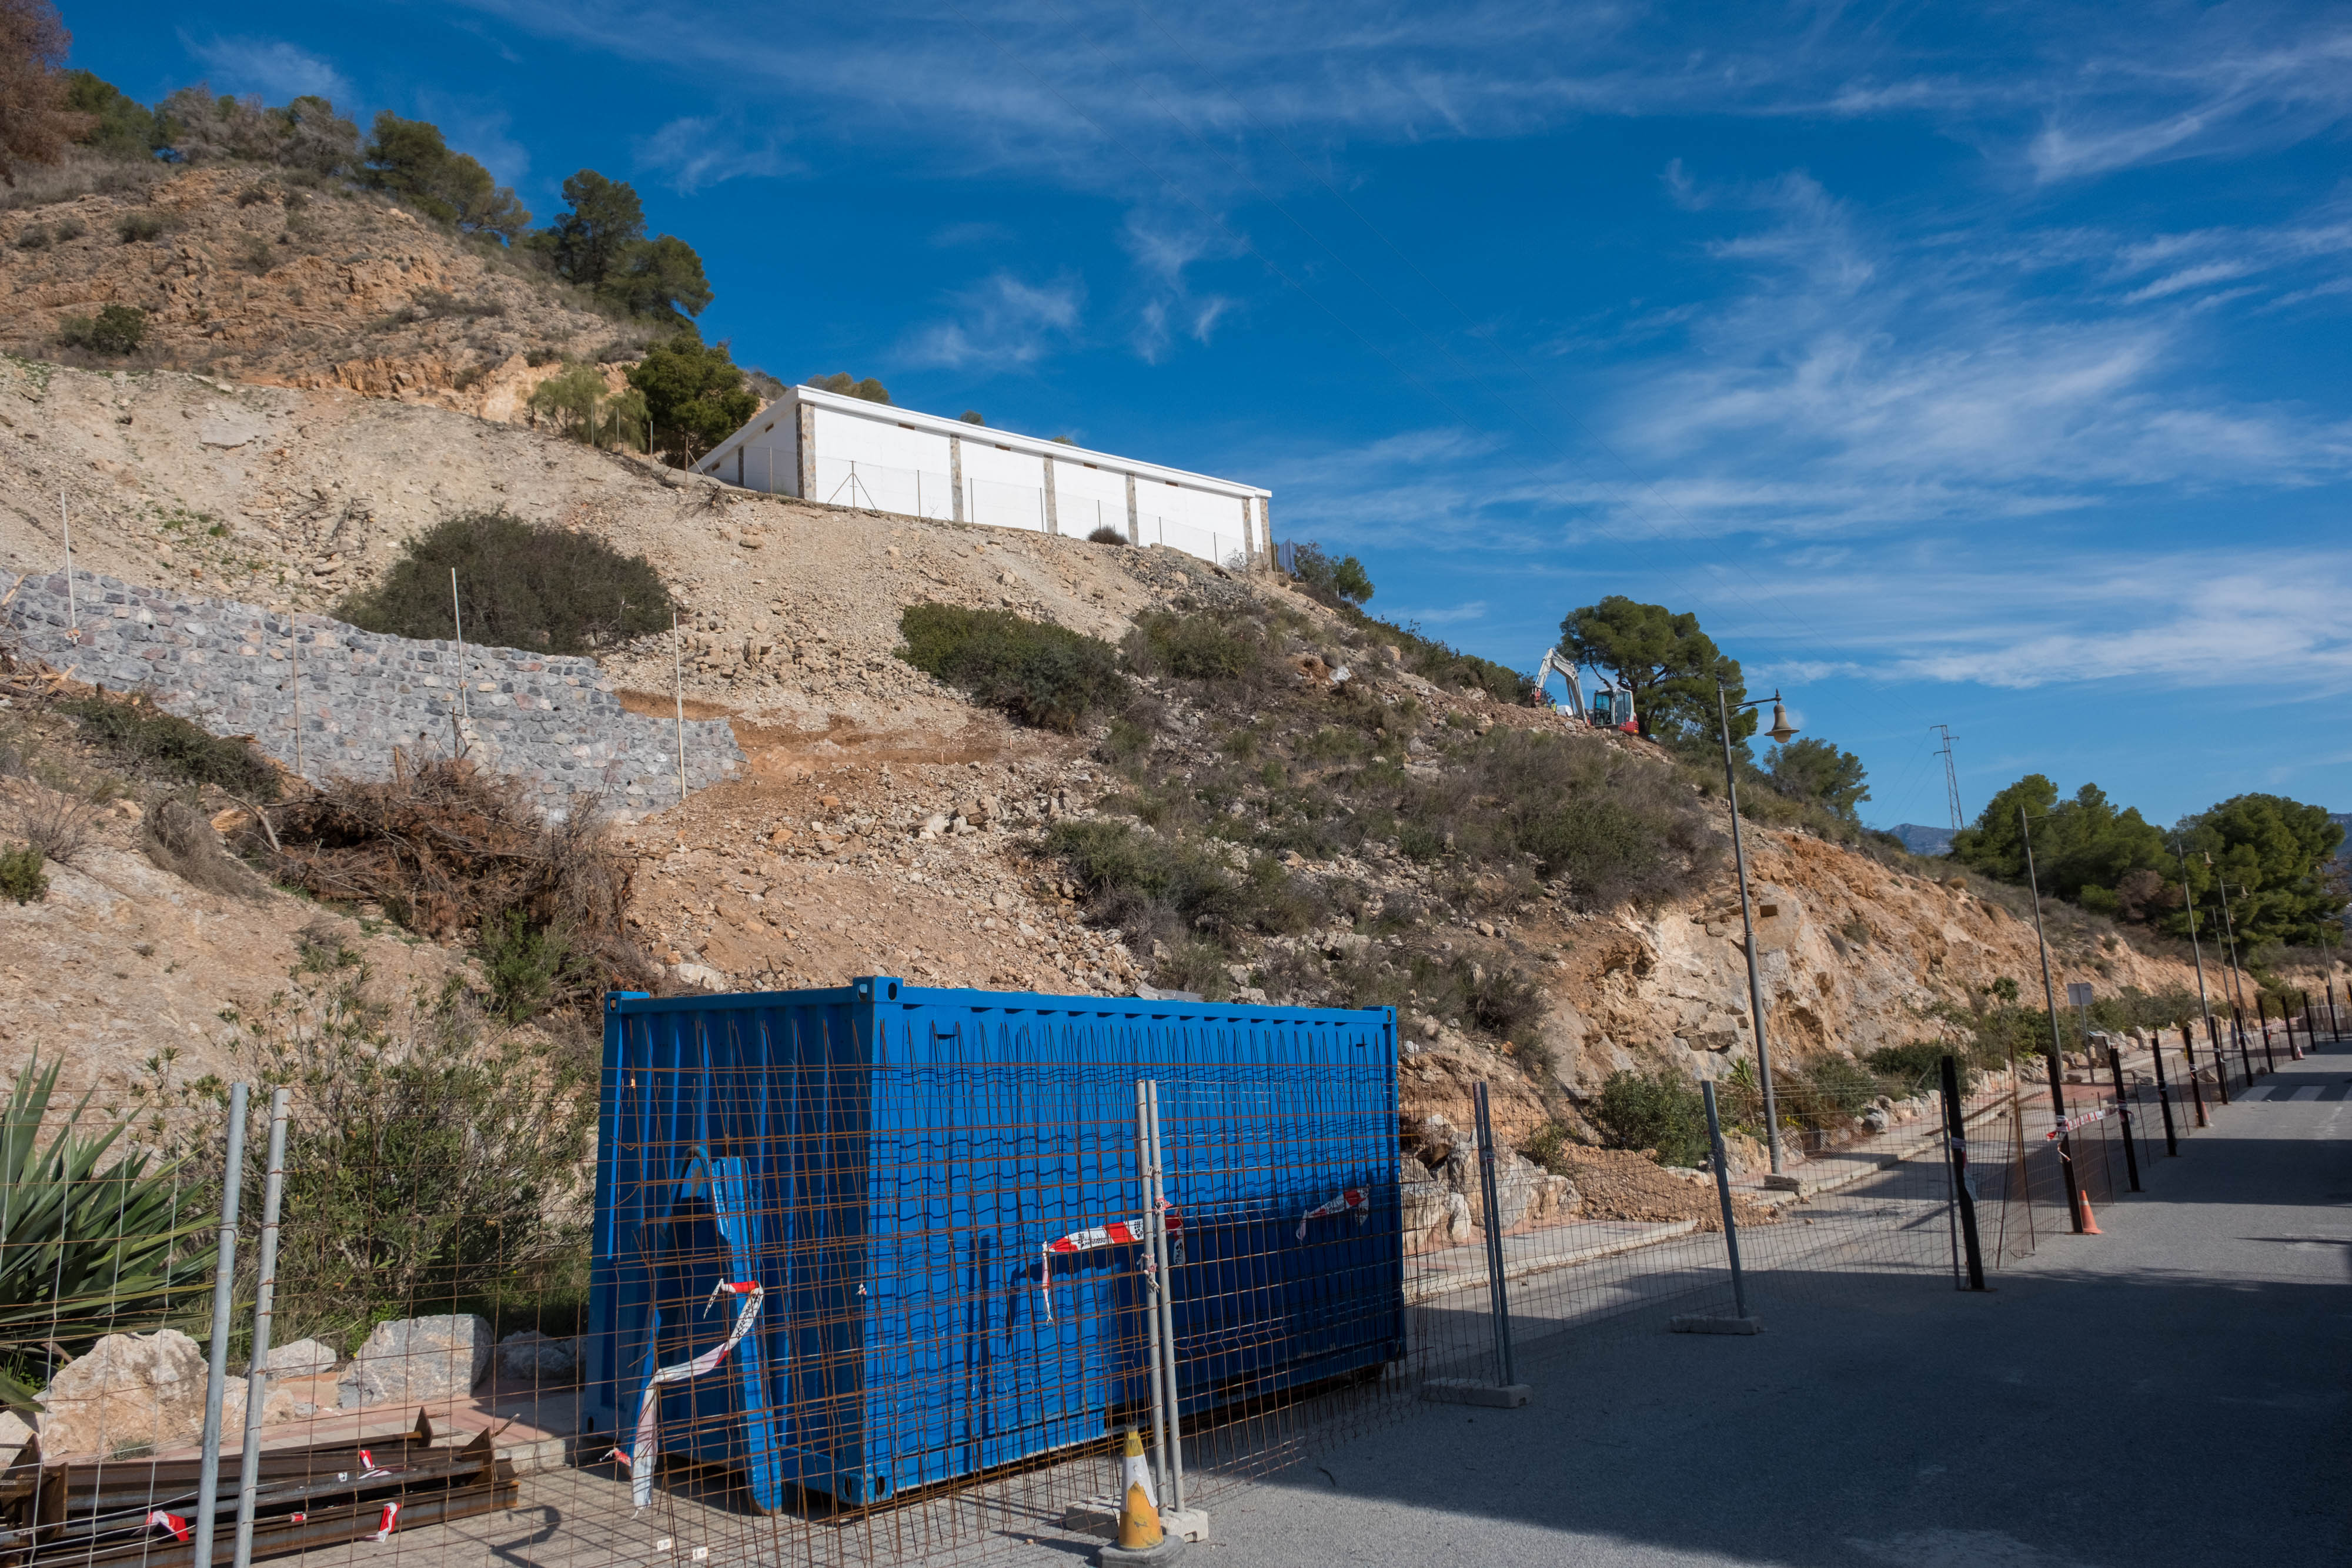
[2174,839,2221,1080]
[2020,807,2086,1233]
[450,567,468,726]
[673,611,688,809]
[1143,1081,1185,1514]
[61,488,76,638]
[1939,1054,1987,1290]
[2181,1024,2208,1127]
[2147,1025,2179,1155]
[2214,876,2249,1021]
[1472,1082,1516,1387]
[2105,1046,2141,1193]
[1718,686,1782,1172]
[289,623,303,784]
[233,1090,290,1568]
[192,1084,250,1568]
[2209,1015,2233,1105]
[2257,995,2277,1073]
[1132,1082,1170,1507]
[1699,1082,1750,1318]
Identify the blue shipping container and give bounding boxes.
[587,978,1402,1510]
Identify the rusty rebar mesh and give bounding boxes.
[17,1017,2333,1568]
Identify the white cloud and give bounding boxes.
[634,118,797,193]
[182,35,351,106]
[900,272,1084,369]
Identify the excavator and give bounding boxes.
[1534,647,1639,733]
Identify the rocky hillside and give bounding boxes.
[0,357,2228,1152]
[0,161,630,420]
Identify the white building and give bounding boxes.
[692,385,1274,571]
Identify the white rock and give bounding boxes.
[336,1315,491,1411]
[265,1338,339,1376]
[38,1330,208,1461]
[0,1410,32,1469]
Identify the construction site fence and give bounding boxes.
[3,1018,2338,1568]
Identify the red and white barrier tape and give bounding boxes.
[1037,1207,1182,1322]
[1295,1186,1366,1241]
[146,1512,190,1543]
[612,1280,764,1510]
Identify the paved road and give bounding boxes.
[1141,1038,2352,1568]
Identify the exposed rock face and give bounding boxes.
[264,1339,340,1376]
[1401,1115,1578,1251]
[336,1315,492,1410]
[38,1330,208,1460]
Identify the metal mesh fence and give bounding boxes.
[5,987,2318,1568]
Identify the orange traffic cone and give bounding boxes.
[2080,1193,2102,1234]
[1095,1429,1184,1565]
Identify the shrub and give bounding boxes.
[1519,1119,1578,1175]
[1775,1054,1881,1126]
[1590,1069,1710,1168]
[62,693,280,799]
[0,844,46,904]
[0,1057,213,1410]
[335,509,674,654]
[1286,540,1374,606]
[115,210,166,242]
[1049,818,1312,948]
[51,216,83,241]
[897,603,1127,731]
[1087,524,1128,545]
[1454,955,1545,1039]
[1129,608,1268,683]
[1863,1040,1963,1094]
[56,304,148,355]
[13,225,46,250]
[235,182,271,207]
[139,796,261,897]
[9,789,95,866]
[256,758,652,1007]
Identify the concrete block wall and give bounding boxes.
[1,569,741,818]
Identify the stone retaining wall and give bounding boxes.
[2,569,741,817]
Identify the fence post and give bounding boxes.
[2104,1047,2141,1193]
[233,1089,292,1568]
[1472,1084,1521,1381]
[2207,1017,2231,1105]
[1939,1055,1988,1290]
[2147,1028,2179,1155]
[2183,1024,2210,1126]
[1142,1080,1188,1522]
[2234,1009,2255,1084]
[1131,1082,1171,1507]
[2257,997,2277,1073]
[192,1084,250,1568]
[1671,1082,1766,1333]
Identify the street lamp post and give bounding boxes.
[2171,837,2221,1056]
[1717,683,1798,1175]
[2019,806,2089,1235]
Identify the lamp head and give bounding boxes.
[1766,701,1798,745]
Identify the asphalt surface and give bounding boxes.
[1170,1037,2352,1568]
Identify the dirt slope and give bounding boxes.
[0,163,624,420]
[0,358,2234,1151]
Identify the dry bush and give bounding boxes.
[9,785,93,865]
[255,756,653,1009]
[139,795,261,897]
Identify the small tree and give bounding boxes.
[336,509,674,654]
[1287,541,1374,607]
[630,333,759,465]
[807,372,893,404]
[1764,736,1870,823]
[57,304,147,355]
[1558,596,1747,745]
[0,0,82,186]
[362,112,530,240]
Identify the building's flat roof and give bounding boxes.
[696,385,1271,500]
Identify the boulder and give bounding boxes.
[336,1315,491,1411]
[38,1330,208,1461]
[265,1339,340,1376]
[1860,1106,1892,1135]
[496,1330,579,1382]
[1399,1155,1448,1245]
[0,1410,33,1469]
[220,1380,300,1436]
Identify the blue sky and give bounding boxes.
[70,1,2352,832]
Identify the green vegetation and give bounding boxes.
[1285,540,1374,607]
[1558,595,1748,744]
[479,910,576,1024]
[360,113,529,239]
[62,692,279,799]
[1863,1041,1965,1092]
[335,509,674,655]
[1950,776,2343,948]
[1763,737,1870,824]
[0,0,78,183]
[56,303,146,354]
[1589,1069,1710,1168]
[0,843,46,904]
[626,333,760,465]
[897,604,1127,731]
[0,1057,214,1410]
[534,170,713,325]
[527,363,649,450]
[806,372,893,404]
[1087,524,1129,545]
[64,70,171,159]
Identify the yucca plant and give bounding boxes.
[0,1057,215,1412]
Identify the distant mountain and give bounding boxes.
[1890,824,1957,857]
